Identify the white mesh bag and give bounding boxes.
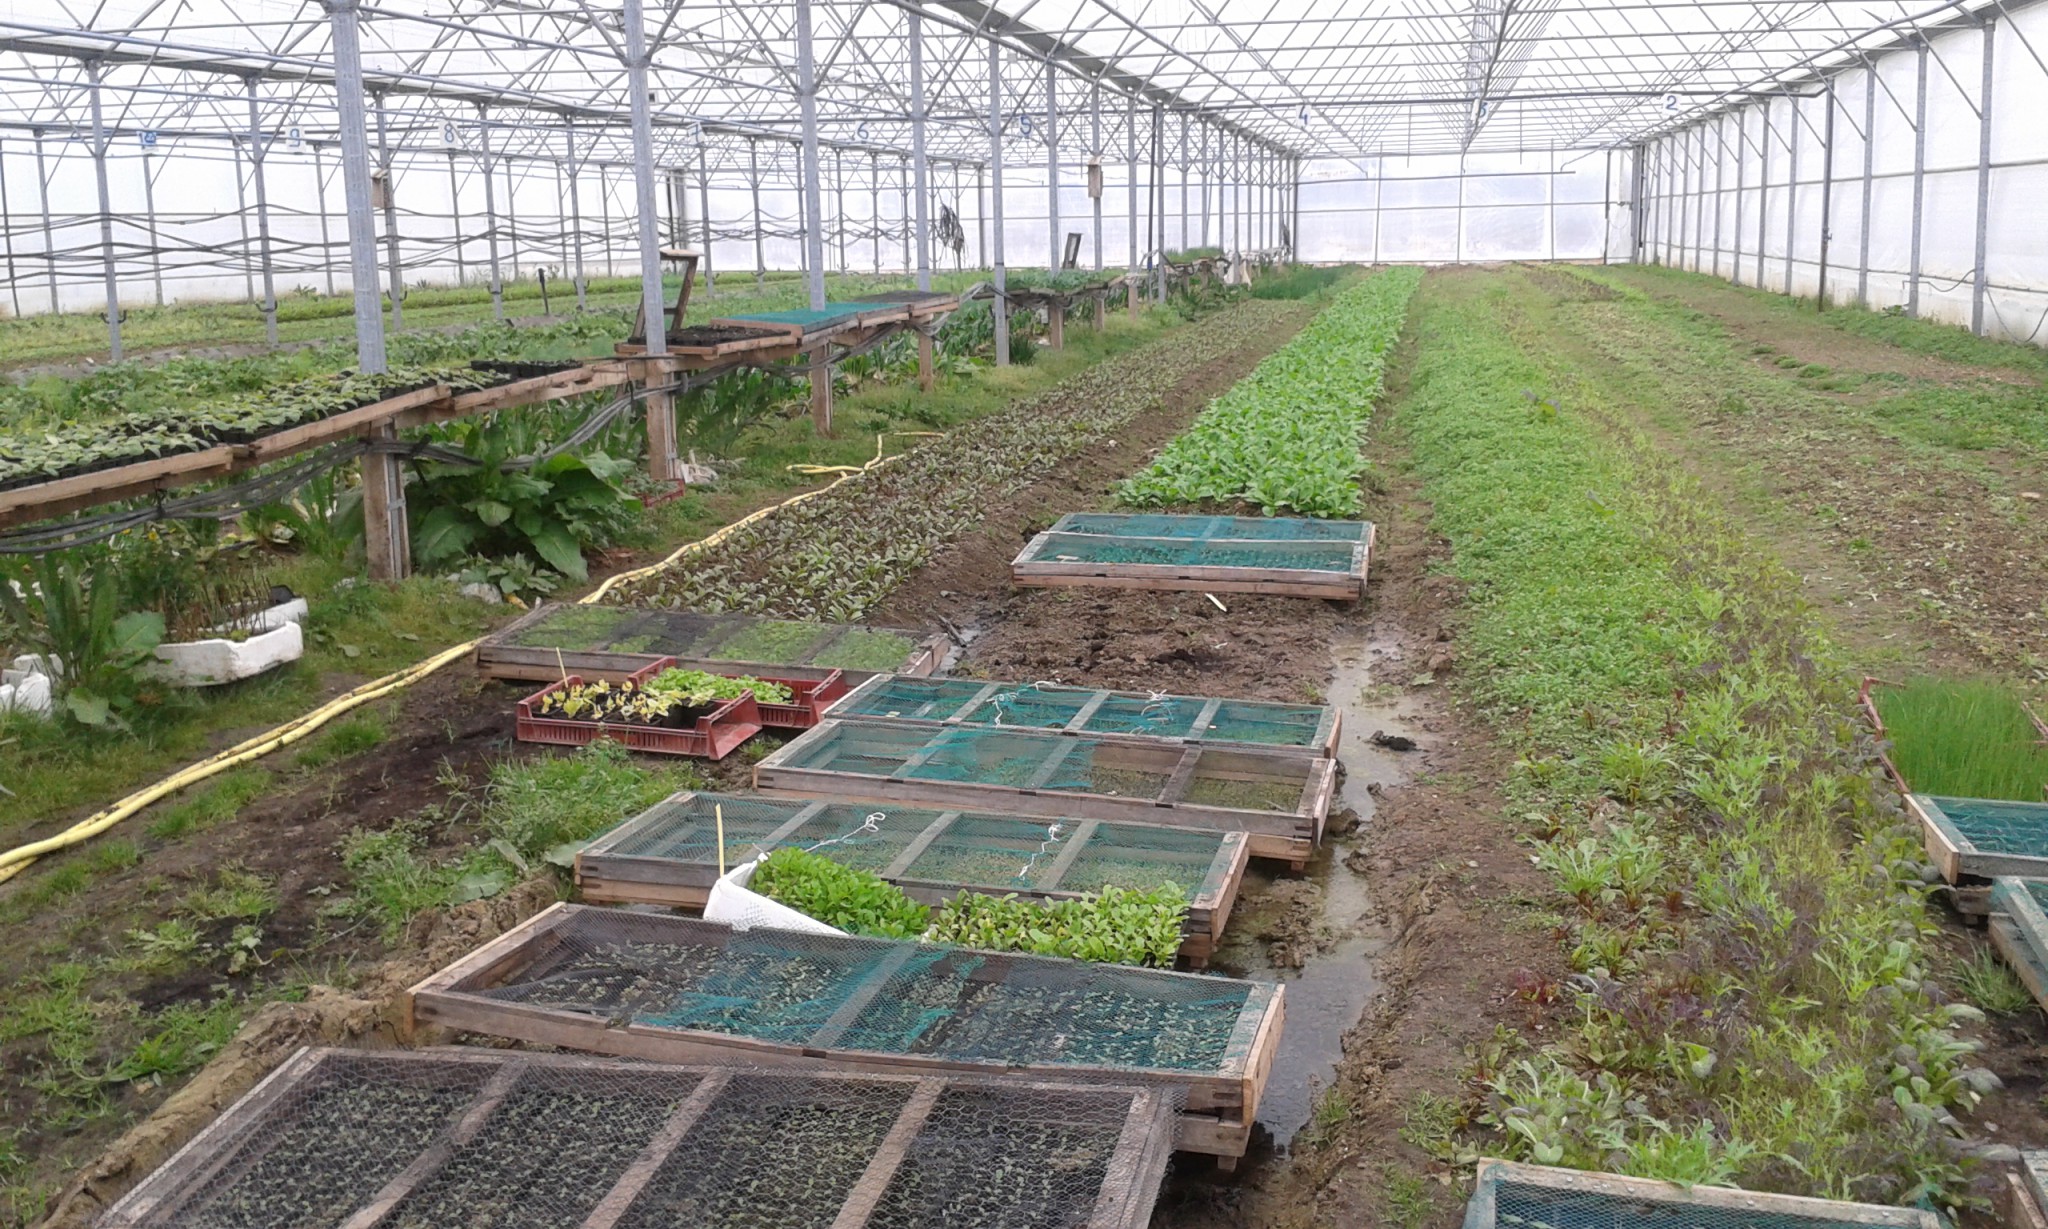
[701,859,845,936]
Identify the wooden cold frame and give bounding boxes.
[571,791,1252,967]
[826,672,1341,759]
[1907,794,2048,884]
[1011,525,1374,601]
[754,718,1336,867]
[1462,1159,1945,1229]
[473,602,949,686]
[99,1046,1175,1229]
[405,903,1284,1158]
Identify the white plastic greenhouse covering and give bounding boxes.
[0,0,2044,342]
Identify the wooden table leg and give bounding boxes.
[809,346,834,436]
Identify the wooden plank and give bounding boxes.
[336,1060,528,1229]
[579,1072,731,1229]
[942,682,1004,723]
[807,944,922,1050]
[1034,819,1101,891]
[1023,738,1088,790]
[827,1080,943,1229]
[1156,747,1206,806]
[1910,794,1967,883]
[879,812,961,879]
[2006,1170,2048,1229]
[1011,568,1361,600]
[1062,689,1113,732]
[1089,1089,1171,1220]
[1466,1159,1942,1227]
[402,903,575,1038]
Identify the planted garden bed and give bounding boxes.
[573,791,1249,966]
[753,719,1335,867]
[1461,1159,1942,1229]
[515,667,763,760]
[475,602,945,685]
[405,903,1282,1158]
[1012,513,1373,600]
[100,1046,1175,1229]
[829,672,1339,758]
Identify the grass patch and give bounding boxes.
[1874,676,2048,799]
[1954,949,2033,1015]
[146,767,273,841]
[292,711,389,770]
[180,866,278,923]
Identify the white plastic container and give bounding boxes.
[701,859,845,936]
[149,598,308,687]
[0,671,52,718]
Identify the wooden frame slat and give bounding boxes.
[579,1073,731,1229]
[407,905,1279,1157]
[826,1081,944,1229]
[1465,1159,1942,1227]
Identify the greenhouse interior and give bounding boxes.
[3,0,2048,1226]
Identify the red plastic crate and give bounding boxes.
[514,674,762,761]
[628,658,848,730]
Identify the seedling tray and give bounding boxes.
[99,1046,1176,1229]
[1461,1158,1943,1229]
[1012,513,1373,600]
[631,656,847,730]
[514,674,761,761]
[829,673,1339,758]
[1908,794,2048,884]
[407,904,1284,1158]
[476,602,946,686]
[754,719,1335,867]
[573,791,1250,966]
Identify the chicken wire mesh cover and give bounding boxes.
[500,604,920,672]
[1048,512,1370,542]
[1916,794,2048,860]
[831,675,1333,751]
[463,908,1257,1072]
[1017,533,1359,573]
[100,1047,1178,1229]
[1462,1160,1942,1229]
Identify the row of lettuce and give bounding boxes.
[1119,265,1421,517]
[1400,271,1984,1206]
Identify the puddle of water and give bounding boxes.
[1216,626,1430,1152]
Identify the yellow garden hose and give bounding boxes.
[0,431,933,887]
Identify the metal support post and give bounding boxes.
[976,165,986,269]
[1152,105,1166,301]
[1756,106,1771,289]
[372,92,404,329]
[233,139,254,302]
[749,141,766,286]
[324,0,399,578]
[1126,98,1138,314]
[871,151,882,272]
[1859,59,1876,308]
[910,12,931,291]
[85,60,122,361]
[796,0,826,310]
[991,37,1010,365]
[834,148,846,273]
[504,156,521,282]
[1784,95,1800,294]
[140,147,164,306]
[1178,112,1189,253]
[33,129,57,314]
[447,153,466,286]
[564,128,588,309]
[1046,60,1060,273]
[899,157,910,273]
[1,138,18,319]
[1910,36,1928,317]
[697,145,714,300]
[1091,80,1103,272]
[246,77,279,345]
[1818,79,1837,310]
[622,0,676,482]
[314,143,337,295]
[478,107,504,322]
[1972,17,1996,334]
[1732,114,1746,283]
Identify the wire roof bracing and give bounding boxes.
[0,0,2005,172]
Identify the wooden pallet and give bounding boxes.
[826,673,1341,759]
[754,719,1336,867]
[473,602,948,686]
[99,1045,1175,1229]
[1462,1159,1943,1229]
[406,903,1283,1158]
[1012,525,1373,601]
[571,791,1251,967]
[1908,793,2048,884]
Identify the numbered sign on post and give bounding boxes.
[139,130,158,148]
[287,126,303,149]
